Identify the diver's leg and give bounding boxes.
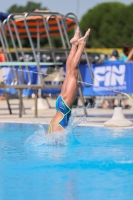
[60,27,80,93]
[60,28,91,106]
[66,27,80,70]
[70,28,90,70]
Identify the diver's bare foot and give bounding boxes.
[70,26,80,45]
[78,28,90,44]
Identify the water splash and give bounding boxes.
[25,106,89,146]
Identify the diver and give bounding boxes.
[47,27,90,134]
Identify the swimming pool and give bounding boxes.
[0,123,133,200]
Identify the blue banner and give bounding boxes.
[79,61,133,96]
[2,61,133,97]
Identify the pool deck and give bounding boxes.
[0,97,133,127]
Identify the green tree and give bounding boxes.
[7,1,48,13]
[80,2,133,48]
[122,3,133,46]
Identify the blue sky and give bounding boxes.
[1,0,132,20]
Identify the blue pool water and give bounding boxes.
[0,122,133,200]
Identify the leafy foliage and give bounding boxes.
[80,2,133,48]
[7,1,48,13]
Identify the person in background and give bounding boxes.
[126,48,133,62]
[104,49,119,63]
[119,44,132,62]
[108,49,119,61]
[122,46,133,108]
[0,47,6,62]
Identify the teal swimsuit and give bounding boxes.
[48,95,71,133]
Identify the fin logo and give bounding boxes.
[94,65,126,87]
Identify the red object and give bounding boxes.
[0,54,4,62]
[0,55,3,62]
